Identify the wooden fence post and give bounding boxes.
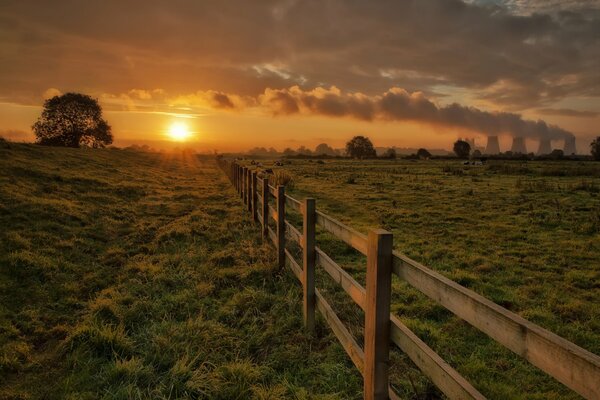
[303,198,316,332]
[252,172,258,222]
[242,167,247,202]
[277,185,286,270]
[246,168,252,212]
[261,178,269,239]
[236,164,240,195]
[364,229,393,400]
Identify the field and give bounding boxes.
[0,144,364,399]
[276,158,600,399]
[1,143,599,399]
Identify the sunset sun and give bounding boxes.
[168,122,191,141]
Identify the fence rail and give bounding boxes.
[217,158,600,400]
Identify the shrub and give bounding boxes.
[269,169,294,188]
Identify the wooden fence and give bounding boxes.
[217,158,600,400]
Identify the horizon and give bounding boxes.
[1,1,599,153]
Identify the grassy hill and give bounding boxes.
[0,143,363,399]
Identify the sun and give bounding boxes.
[168,122,191,141]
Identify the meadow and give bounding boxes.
[273,157,600,399]
[1,142,599,399]
[0,143,365,399]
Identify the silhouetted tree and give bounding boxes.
[315,143,336,156]
[346,136,376,159]
[282,147,296,156]
[382,148,397,159]
[33,93,112,148]
[297,145,312,155]
[453,140,471,159]
[416,148,431,159]
[591,137,600,161]
[471,149,482,158]
[550,149,564,159]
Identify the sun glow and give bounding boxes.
[168,122,191,141]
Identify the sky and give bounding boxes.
[0,0,599,153]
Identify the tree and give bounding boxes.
[296,145,312,155]
[591,137,600,161]
[471,149,482,158]
[282,147,296,156]
[416,148,431,159]
[33,93,112,148]
[382,148,397,159]
[550,149,564,159]
[315,143,336,156]
[453,140,471,159]
[345,135,376,159]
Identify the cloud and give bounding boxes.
[43,88,62,100]
[257,86,574,139]
[0,129,33,141]
[536,108,599,117]
[0,0,598,112]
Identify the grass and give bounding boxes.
[248,157,600,399]
[0,144,364,399]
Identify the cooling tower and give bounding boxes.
[484,136,500,154]
[537,138,552,155]
[511,136,527,154]
[563,136,576,155]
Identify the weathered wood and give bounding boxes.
[392,252,600,400]
[285,220,302,246]
[252,172,258,222]
[315,288,365,374]
[268,205,278,222]
[303,198,316,332]
[267,226,277,246]
[241,166,246,201]
[316,247,366,311]
[364,229,393,400]
[261,178,269,239]
[267,184,276,197]
[285,194,302,212]
[276,185,286,270]
[284,248,302,282]
[246,168,252,212]
[390,315,486,400]
[316,211,368,255]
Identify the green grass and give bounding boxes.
[260,158,599,399]
[0,144,364,399]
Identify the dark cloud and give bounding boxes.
[0,0,598,112]
[258,86,574,139]
[536,108,599,118]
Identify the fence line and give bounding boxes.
[216,158,600,400]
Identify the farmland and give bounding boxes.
[1,142,599,399]
[276,158,600,399]
[0,144,364,399]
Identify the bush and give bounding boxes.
[269,170,294,188]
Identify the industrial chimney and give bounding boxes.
[563,137,576,155]
[537,138,552,155]
[511,137,527,154]
[484,136,500,154]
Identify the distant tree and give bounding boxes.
[453,140,471,159]
[297,145,312,155]
[282,147,296,156]
[33,93,112,148]
[416,148,431,159]
[268,147,278,154]
[315,143,336,156]
[346,135,376,159]
[550,149,564,159]
[471,149,482,158]
[591,137,600,161]
[382,148,397,159]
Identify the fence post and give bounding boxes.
[303,198,316,332]
[252,172,258,222]
[242,167,247,202]
[246,168,252,212]
[277,185,286,270]
[364,229,393,400]
[261,178,269,239]
[236,164,240,194]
